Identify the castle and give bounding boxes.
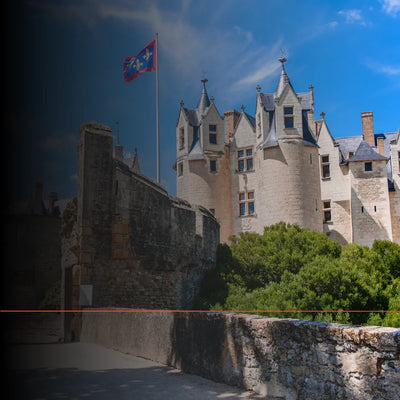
[175,58,400,246]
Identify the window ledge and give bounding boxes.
[239,214,257,218]
[321,177,331,181]
[235,169,255,174]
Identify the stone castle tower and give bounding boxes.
[175,59,323,242]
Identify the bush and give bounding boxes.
[195,222,400,327]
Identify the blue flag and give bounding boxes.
[123,40,156,83]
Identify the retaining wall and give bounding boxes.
[80,310,400,399]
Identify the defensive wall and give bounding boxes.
[80,310,400,400]
[61,122,219,339]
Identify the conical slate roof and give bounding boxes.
[196,78,211,119]
[275,60,290,98]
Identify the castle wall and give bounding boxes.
[63,122,220,327]
[81,311,400,400]
[390,137,400,244]
[350,160,392,247]
[230,116,259,236]
[257,140,322,232]
[318,123,352,244]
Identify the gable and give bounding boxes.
[232,113,256,148]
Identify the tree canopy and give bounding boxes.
[194,222,400,327]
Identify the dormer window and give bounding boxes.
[209,124,217,144]
[179,128,184,150]
[284,107,294,128]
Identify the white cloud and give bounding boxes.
[35,0,285,102]
[377,65,400,75]
[380,0,400,16]
[366,60,400,76]
[234,26,254,43]
[338,9,366,25]
[327,21,338,28]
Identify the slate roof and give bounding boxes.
[258,62,315,149]
[259,93,275,111]
[183,80,212,128]
[335,132,396,190]
[245,112,256,129]
[261,111,278,148]
[335,136,362,163]
[348,140,388,162]
[196,81,211,118]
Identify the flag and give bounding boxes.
[123,40,156,83]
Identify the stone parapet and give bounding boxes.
[81,311,400,400]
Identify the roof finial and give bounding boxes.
[279,49,287,66]
[201,77,208,86]
[180,100,184,108]
[240,104,245,113]
[320,111,326,120]
[256,84,261,93]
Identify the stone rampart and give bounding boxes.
[81,311,400,400]
[62,122,220,327]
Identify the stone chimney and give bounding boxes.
[361,111,375,147]
[224,109,240,144]
[377,137,385,156]
[115,144,124,161]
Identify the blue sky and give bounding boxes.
[5,0,400,202]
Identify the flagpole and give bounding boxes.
[155,32,160,184]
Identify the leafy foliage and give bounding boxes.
[39,281,61,310]
[194,223,400,327]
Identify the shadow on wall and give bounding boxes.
[166,313,353,399]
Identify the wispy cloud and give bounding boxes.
[366,60,400,76]
[32,0,285,103]
[380,0,400,16]
[338,9,367,25]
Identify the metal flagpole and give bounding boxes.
[155,33,160,184]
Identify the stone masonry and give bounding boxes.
[81,310,400,400]
[61,122,219,340]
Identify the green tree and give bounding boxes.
[195,223,400,327]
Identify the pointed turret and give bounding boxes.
[275,57,290,98]
[196,78,211,118]
[131,147,141,172]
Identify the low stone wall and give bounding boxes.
[80,310,400,400]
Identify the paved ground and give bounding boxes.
[7,342,265,400]
[4,314,264,400]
